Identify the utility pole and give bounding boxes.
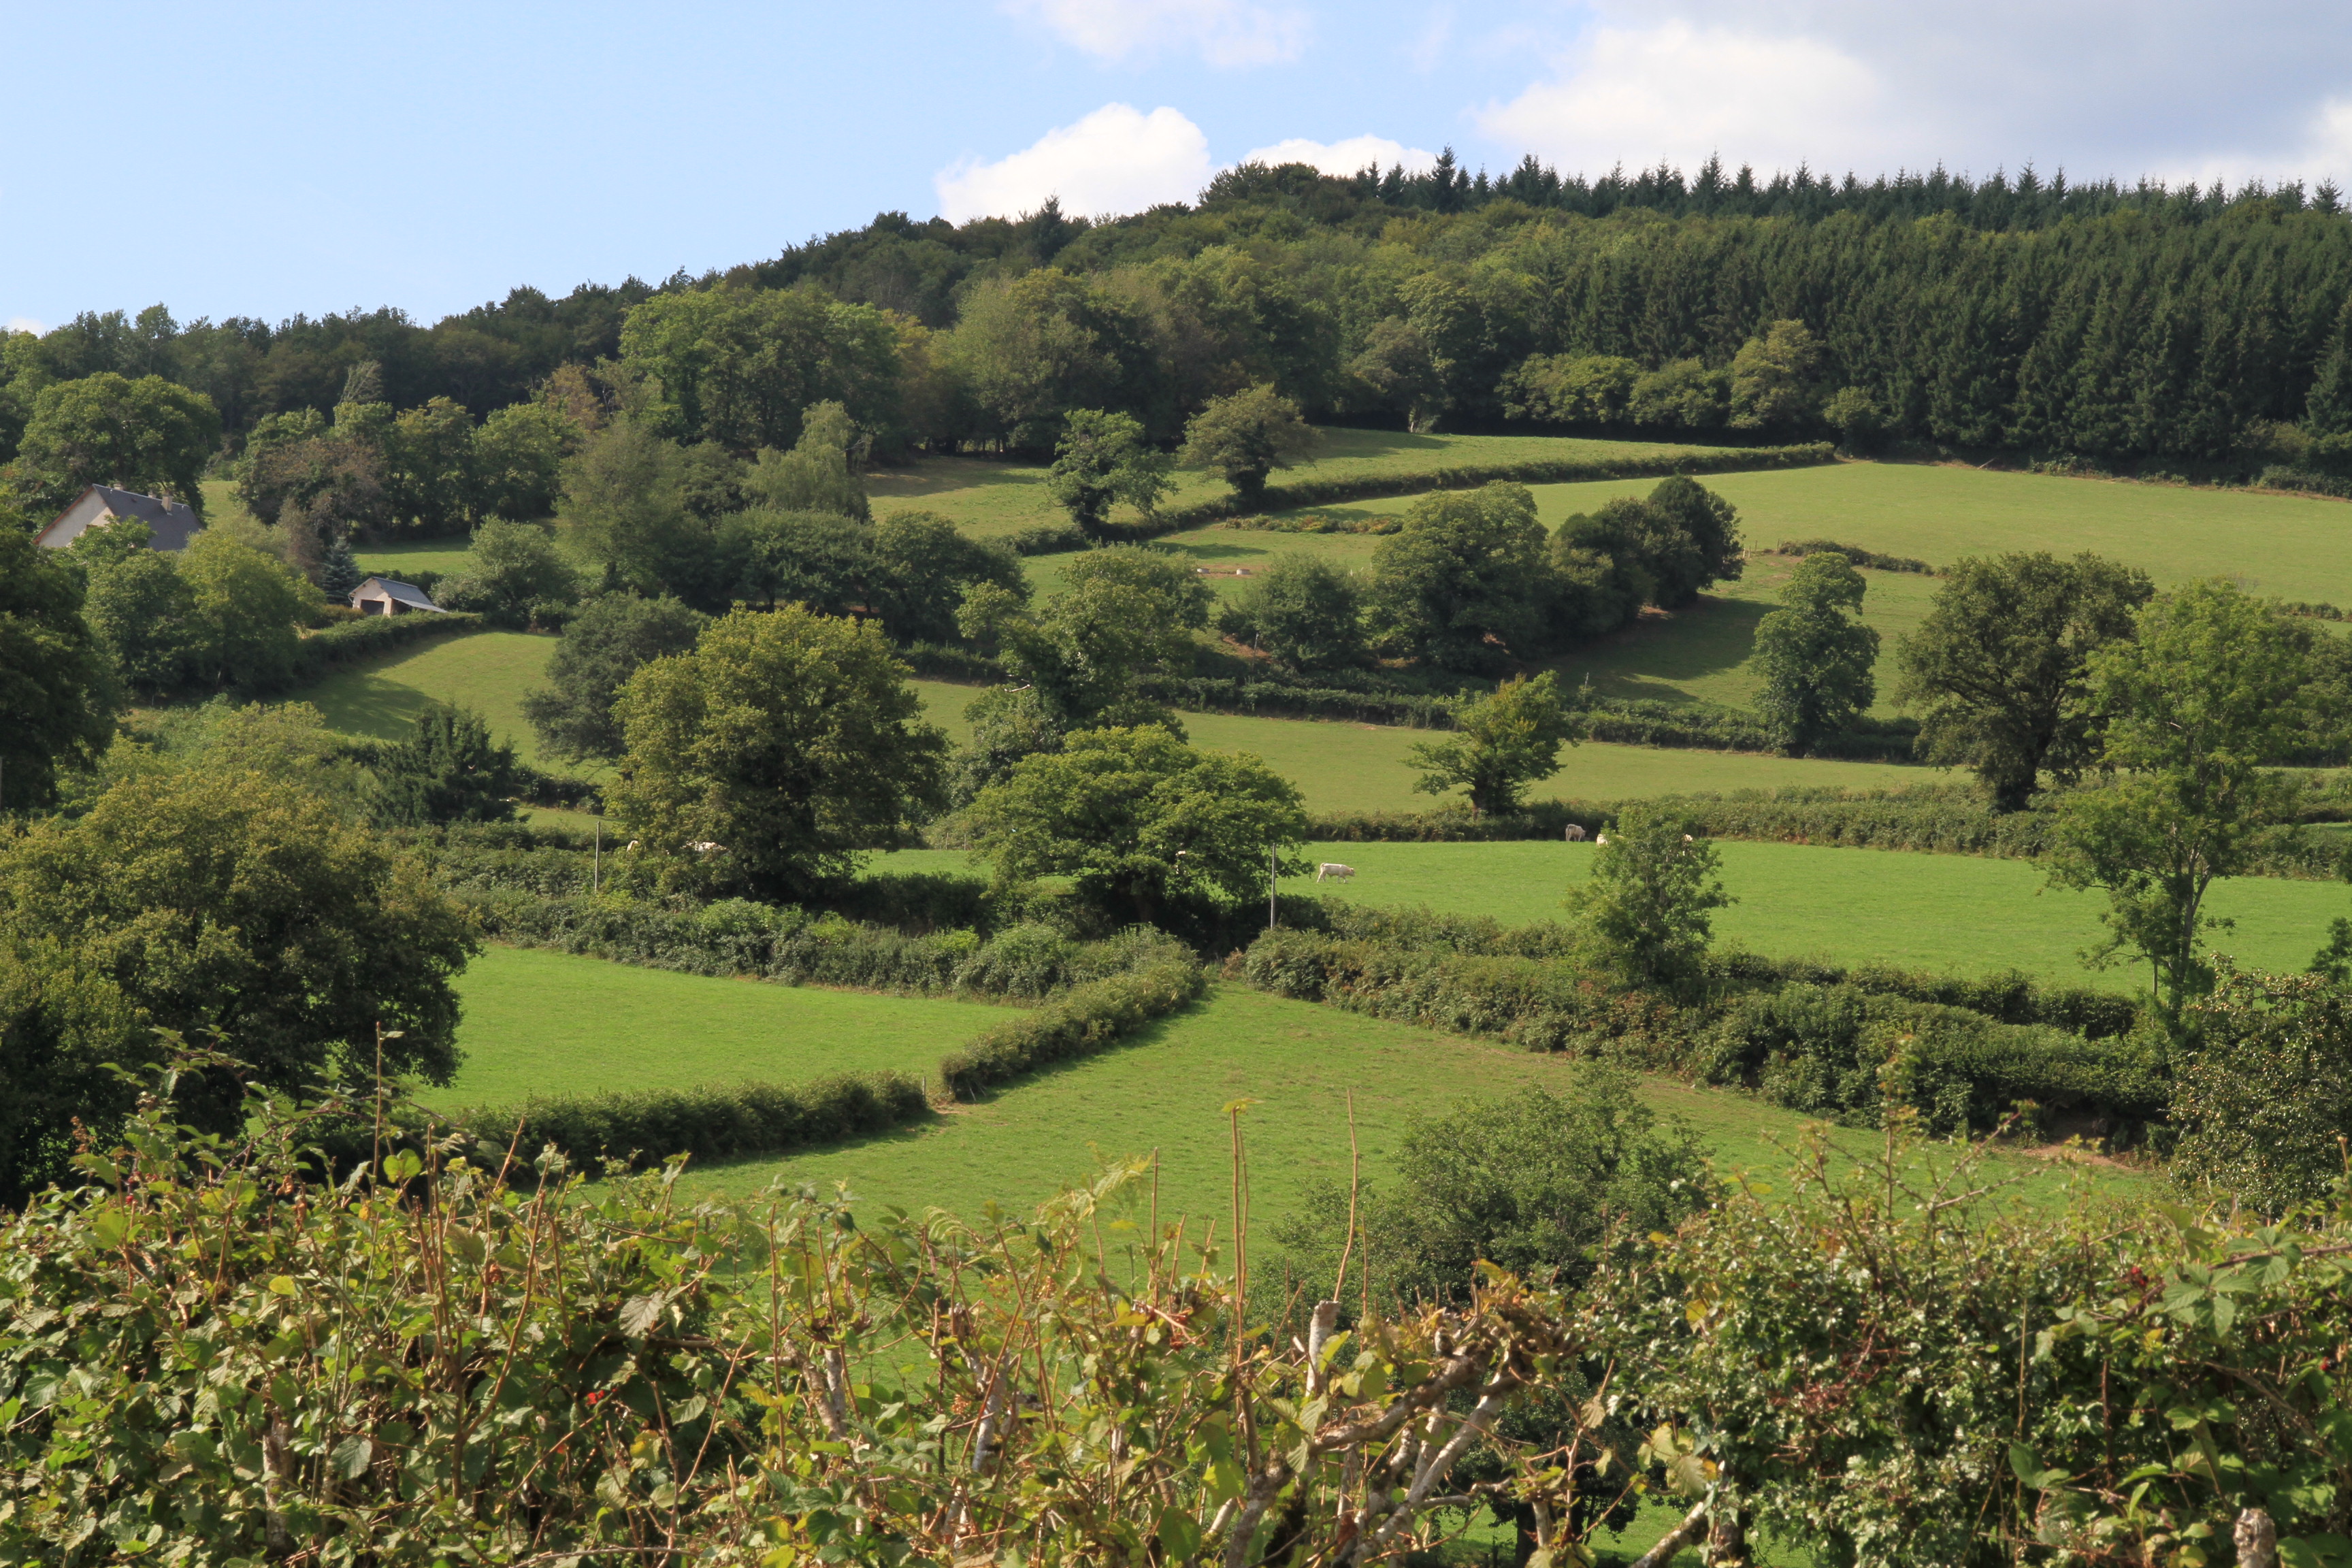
[1267,843,1277,931]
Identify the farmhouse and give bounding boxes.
[350,576,446,616]
[33,485,203,552]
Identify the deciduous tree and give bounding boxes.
[2048,580,2310,1026]
[1407,671,1582,815]
[11,372,220,514]
[521,592,706,762]
[0,525,115,809]
[1045,408,1173,538]
[1365,482,1553,672]
[967,724,1306,923]
[1752,551,1879,755]
[1179,384,1319,502]
[1896,551,2153,811]
[1567,803,1730,986]
[1216,553,1365,672]
[608,606,947,900]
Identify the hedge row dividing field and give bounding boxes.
[682,983,2140,1224]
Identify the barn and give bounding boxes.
[349,576,446,616]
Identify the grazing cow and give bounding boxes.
[1594,833,1607,846]
[1563,824,1586,841]
[1315,862,1356,882]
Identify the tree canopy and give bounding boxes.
[608,606,947,900]
[966,724,1306,924]
[0,525,115,809]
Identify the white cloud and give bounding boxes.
[1241,135,1438,177]
[1469,3,2352,189]
[5,316,44,336]
[1004,0,1309,67]
[1478,20,1893,175]
[936,104,1216,222]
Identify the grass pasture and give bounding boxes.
[870,427,1769,542]
[296,627,583,773]
[1550,555,1942,715]
[1271,839,2350,985]
[683,983,2137,1224]
[876,837,2351,987]
[431,945,1011,1109]
[910,680,1933,812]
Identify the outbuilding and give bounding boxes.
[349,576,445,616]
[33,485,203,552]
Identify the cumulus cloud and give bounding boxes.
[5,316,46,336]
[1004,0,1309,67]
[1240,134,1438,177]
[1479,20,1892,176]
[1471,2,2352,188]
[936,103,1216,222]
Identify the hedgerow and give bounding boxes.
[938,959,1207,1098]
[441,1070,928,1171]
[282,608,483,684]
[457,887,1189,999]
[1239,922,2167,1134]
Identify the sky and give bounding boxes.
[9,0,2352,333]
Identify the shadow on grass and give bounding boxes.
[1316,427,1450,458]
[1550,594,1773,704]
[868,457,1048,500]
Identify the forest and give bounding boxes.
[11,154,2352,493]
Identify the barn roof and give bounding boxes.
[350,576,444,612]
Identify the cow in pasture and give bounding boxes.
[1563,824,1586,841]
[1315,862,1356,882]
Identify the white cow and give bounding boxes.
[1315,862,1356,882]
[1594,832,1607,845]
[1563,824,1586,842]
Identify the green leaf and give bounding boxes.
[619,1294,666,1337]
[332,1435,373,1480]
[1156,1507,1202,1561]
[266,1275,298,1297]
[382,1150,423,1183]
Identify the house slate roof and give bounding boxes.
[41,485,203,551]
[350,576,444,612]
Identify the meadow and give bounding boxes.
[681,983,2136,1222]
[1281,461,2352,602]
[295,627,587,773]
[427,945,1013,1109]
[868,426,1755,540]
[912,679,1933,812]
[880,837,2351,986]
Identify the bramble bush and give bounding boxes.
[7,1061,2351,1567]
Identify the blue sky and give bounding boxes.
[9,0,2352,330]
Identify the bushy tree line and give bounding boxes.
[14,156,2352,483]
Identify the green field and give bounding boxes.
[683,983,2132,1222]
[878,837,2350,987]
[350,538,483,578]
[298,627,585,773]
[431,945,1011,1109]
[1551,555,1940,715]
[911,680,1932,812]
[869,427,1760,541]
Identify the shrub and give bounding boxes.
[447,1070,928,1170]
[938,959,1207,1098]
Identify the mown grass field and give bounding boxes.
[429,945,1011,1109]
[911,680,1933,813]
[879,837,2350,987]
[682,983,2138,1222]
[296,627,586,773]
[868,427,1757,542]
